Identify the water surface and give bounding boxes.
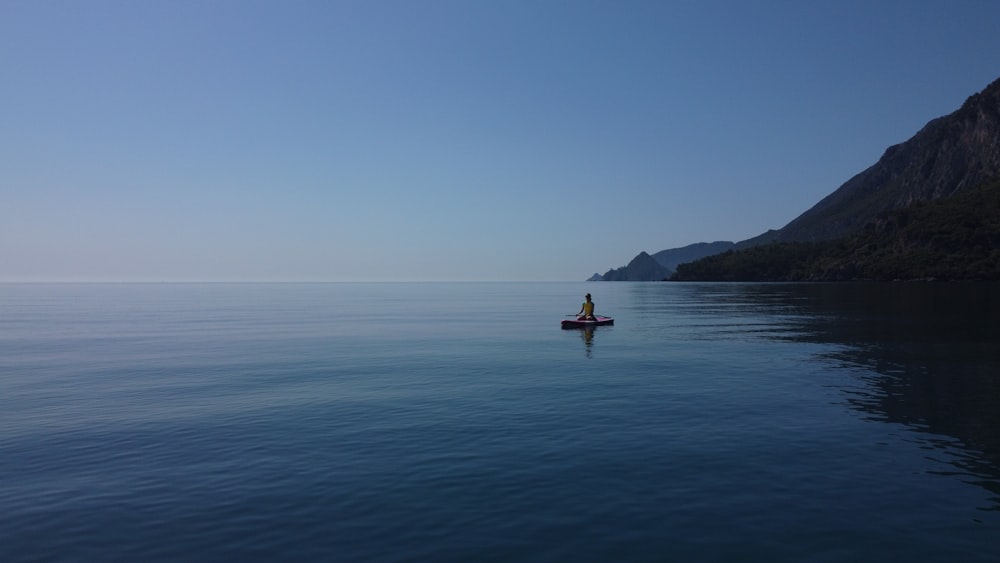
[1,282,998,561]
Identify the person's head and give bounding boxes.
[585,293,592,302]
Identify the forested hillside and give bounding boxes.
[671,178,1000,281]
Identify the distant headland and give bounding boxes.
[592,76,1000,282]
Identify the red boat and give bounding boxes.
[561,316,614,329]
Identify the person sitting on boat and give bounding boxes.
[577,293,596,320]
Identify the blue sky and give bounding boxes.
[3,0,999,281]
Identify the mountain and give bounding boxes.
[651,241,736,270]
[599,251,672,281]
[741,76,1000,246]
[594,76,1000,282]
[591,242,736,281]
[671,177,1000,281]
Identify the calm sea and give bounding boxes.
[1,282,998,562]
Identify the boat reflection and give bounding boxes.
[580,325,595,357]
[563,323,603,358]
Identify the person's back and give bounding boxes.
[578,293,595,320]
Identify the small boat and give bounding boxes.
[561,316,614,329]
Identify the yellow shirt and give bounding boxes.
[582,301,594,316]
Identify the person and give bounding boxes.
[576,293,595,320]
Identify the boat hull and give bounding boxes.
[561,316,614,329]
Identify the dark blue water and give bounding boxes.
[2,282,998,561]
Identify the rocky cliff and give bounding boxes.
[592,76,1000,281]
[593,242,737,281]
[742,76,1000,246]
[599,251,672,281]
[652,241,736,270]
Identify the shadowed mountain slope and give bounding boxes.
[741,76,1000,246]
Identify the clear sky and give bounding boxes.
[3,0,999,282]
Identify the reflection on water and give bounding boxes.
[639,282,1000,510]
[566,325,602,358]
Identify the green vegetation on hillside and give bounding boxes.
[671,179,1000,281]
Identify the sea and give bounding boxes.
[1,281,998,562]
